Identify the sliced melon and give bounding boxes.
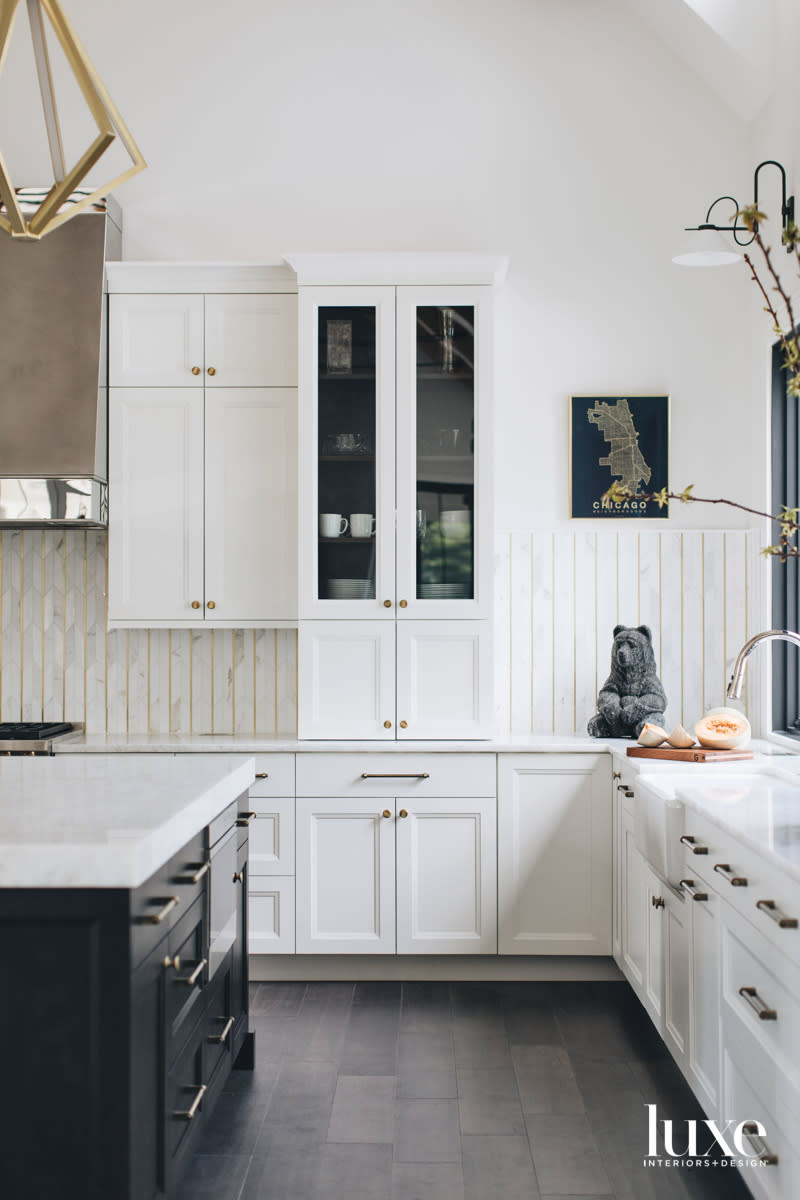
[694,707,751,750]
[638,723,668,747]
[666,723,695,749]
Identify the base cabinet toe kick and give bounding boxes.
[0,794,253,1200]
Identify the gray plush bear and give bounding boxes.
[587,624,667,739]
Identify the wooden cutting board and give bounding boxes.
[626,745,754,763]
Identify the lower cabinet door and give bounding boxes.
[165,1021,207,1195]
[395,621,492,739]
[249,877,296,953]
[644,863,665,1027]
[620,806,649,991]
[687,871,722,1118]
[662,889,689,1071]
[295,797,396,953]
[298,621,396,739]
[396,795,497,954]
[498,754,611,955]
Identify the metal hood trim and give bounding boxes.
[0,479,108,527]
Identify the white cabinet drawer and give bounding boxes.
[720,900,800,1090]
[249,754,295,797]
[249,878,295,954]
[249,797,295,877]
[721,1044,798,1200]
[295,753,496,797]
[682,811,800,967]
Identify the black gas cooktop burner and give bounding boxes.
[0,722,74,740]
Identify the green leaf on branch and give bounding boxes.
[679,484,694,503]
[738,205,766,231]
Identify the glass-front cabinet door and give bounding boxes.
[298,287,396,619]
[396,286,492,619]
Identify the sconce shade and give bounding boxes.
[672,226,742,267]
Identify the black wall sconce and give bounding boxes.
[673,160,795,267]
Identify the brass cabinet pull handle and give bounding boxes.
[680,879,709,901]
[233,870,244,883]
[191,600,201,609]
[207,600,216,610]
[163,954,181,971]
[741,1123,779,1165]
[255,772,269,779]
[383,599,392,608]
[738,986,777,1021]
[399,599,408,608]
[237,811,257,826]
[173,1083,207,1121]
[207,366,216,376]
[399,721,408,729]
[714,863,748,887]
[361,772,430,779]
[382,809,392,819]
[137,896,179,925]
[176,958,207,987]
[756,899,798,928]
[651,896,665,909]
[176,861,209,885]
[680,835,709,855]
[399,809,408,818]
[191,366,201,376]
[208,1016,235,1045]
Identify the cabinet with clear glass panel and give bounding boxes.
[291,255,505,739]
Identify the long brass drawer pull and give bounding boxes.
[756,899,798,928]
[680,835,709,855]
[137,896,179,925]
[714,863,748,886]
[738,986,777,1021]
[741,1123,778,1165]
[173,1083,207,1121]
[680,879,709,901]
[255,772,269,779]
[176,958,207,987]
[236,811,257,827]
[208,1016,235,1045]
[360,772,430,779]
[177,862,210,885]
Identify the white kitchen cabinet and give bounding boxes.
[619,803,648,991]
[643,863,664,1026]
[396,795,496,954]
[662,887,690,1072]
[249,879,295,954]
[498,754,611,955]
[289,254,506,739]
[106,267,298,628]
[295,796,396,954]
[686,868,722,1117]
[297,621,396,740]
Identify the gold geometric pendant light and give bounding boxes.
[0,0,146,239]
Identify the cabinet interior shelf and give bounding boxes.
[417,370,473,381]
[319,370,375,380]
[318,455,376,463]
[319,537,375,544]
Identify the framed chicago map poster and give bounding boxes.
[570,395,669,519]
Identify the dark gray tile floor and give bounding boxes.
[178,980,754,1200]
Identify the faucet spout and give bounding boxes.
[726,629,800,700]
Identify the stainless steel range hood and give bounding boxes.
[0,199,121,527]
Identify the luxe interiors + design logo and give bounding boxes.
[644,1104,777,1169]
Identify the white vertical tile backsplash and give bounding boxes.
[0,528,755,737]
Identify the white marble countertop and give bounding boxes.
[0,754,254,889]
[53,731,622,754]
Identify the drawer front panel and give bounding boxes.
[249,878,295,954]
[722,1046,797,1200]
[166,1022,207,1179]
[296,753,496,797]
[205,966,235,1081]
[249,798,295,876]
[131,829,206,967]
[165,895,208,1059]
[250,754,295,797]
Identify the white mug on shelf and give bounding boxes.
[440,509,471,539]
[350,513,376,538]
[319,513,348,538]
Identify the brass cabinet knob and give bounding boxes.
[399,809,408,818]
[651,896,665,909]
[207,366,216,376]
[191,366,201,376]
[191,600,201,609]
[399,720,408,729]
[382,809,392,819]
[163,953,181,971]
[399,599,408,608]
[384,720,392,729]
[383,599,392,608]
[207,600,216,610]
[233,870,244,883]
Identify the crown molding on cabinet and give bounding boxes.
[282,252,509,287]
[105,262,298,293]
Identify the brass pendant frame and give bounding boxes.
[0,0,145,240]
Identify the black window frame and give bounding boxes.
[771,330,800,735]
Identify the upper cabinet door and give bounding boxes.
[297,620,396,740]
[204,388,297,623]
[108,388,204,623]
[298,287,396,619]
[396,286,493,620]
[204,294,298,387]
[396,620,492,740]
[109,295,204,387]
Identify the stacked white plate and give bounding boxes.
[419,583,469,599]
[326,578,375,599]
